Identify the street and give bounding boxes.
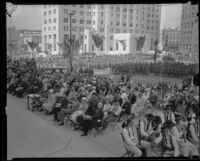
[7,94,124,159]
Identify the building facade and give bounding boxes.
[7,26,18,57]
[179,2,199,63]
[42,4,161,55]
[162,27,180,52]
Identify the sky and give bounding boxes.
[6,4,182,30]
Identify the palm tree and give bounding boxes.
[58,35,82,72]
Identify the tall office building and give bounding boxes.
[42,4,161,55]
[179,2,199,63]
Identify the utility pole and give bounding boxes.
[69,12,74,73]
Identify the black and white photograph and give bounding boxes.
[5,2,199,159]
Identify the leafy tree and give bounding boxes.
[58,35,83,72]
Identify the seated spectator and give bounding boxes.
[121,115,153,157]
[100,99,122,132]
[42,89,56,114]
[164,104,176,124]
[118,96,131,122]
[161,121,180,157]
[140,114,154,140]
[58,96,80,126]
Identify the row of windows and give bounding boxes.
[44,26,57,31]
[44,9,56,16]
[181,22,195,29]
[44,18,57,24]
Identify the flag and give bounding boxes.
[91,34,104,49]
[135,36,146,51]
[119,40,126,50]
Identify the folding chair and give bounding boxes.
[120,133,134,157]
[174,104,187,117]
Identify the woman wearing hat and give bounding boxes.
[121,116,153,157]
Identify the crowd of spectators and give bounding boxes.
[7,56,199,157]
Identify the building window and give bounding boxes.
[87,20,91,24]
[87,5,91,9]
[136,24,138,27]
[116,7,120,11]
[93,20,95,25]
[116,42,118,50]
[53,26,56,30]
[72,5,76,7]
[49,19,51,23]
[116,29,119,33]
[80,5,84,8]
[64,9,68,14]
[101,20,103,25]
[54,18,56,23]
[44,5,46,8]
[44,27,46,31]
[49,10,51,15]
[64,18,68,23]
[72,10,76,15]
[123,30,126,33]
[111,21,113,26]
[92,44,94,51]
[93,12,95,16]
[123,8,127,12]
[130,9,133,13]
[123,23,126,27]
[124,15,127,19]
[48,27,51,31]
[101,5,104,9]
[64,26,67,31]
[87,12,91,16]
[101,13,103,17]
[100,28,104,32]
[44,11,46,16]
[147,26,149,30]
[130,29,133,33]
[80,11,84,15]
[49,35,51,39]
[110,36,113,40]
[54,9,56,14]
[72,19,76,23]
[110,47,113,51]
[44,20,47,24]
[116,22,120,26]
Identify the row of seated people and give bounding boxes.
[121,109,199,157]
[32,84,127,136]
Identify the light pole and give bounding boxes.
[69,12,74,73]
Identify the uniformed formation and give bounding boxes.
[7,56,199,157]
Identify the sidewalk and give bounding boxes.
[7,94,125,158]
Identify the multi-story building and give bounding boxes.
[179,2,199,63]
[42,4,161,55]
[7,26,18,57]
[162,27,180,52]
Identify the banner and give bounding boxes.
[91,34,104,49]
[119,40,126,50]
[136,36,146,51]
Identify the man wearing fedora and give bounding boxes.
[122,115,153,157]
[164,104,176,124]
[161,120,180,157]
